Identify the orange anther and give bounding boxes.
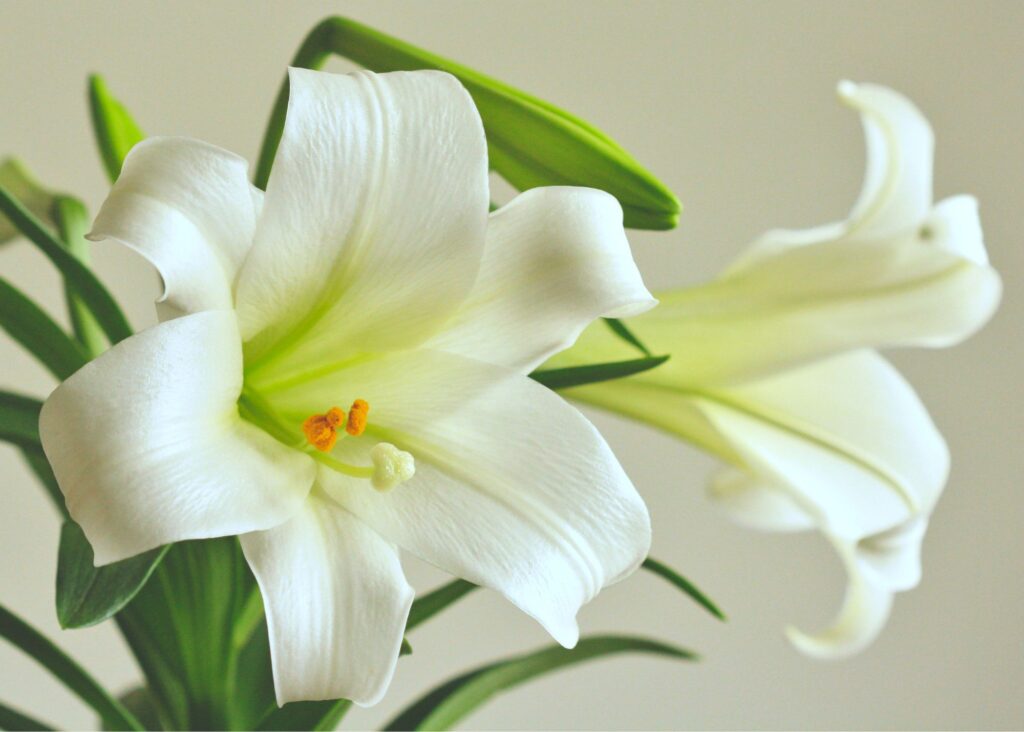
[302,408,344,452]
[346,399,369,436]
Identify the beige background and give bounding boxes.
[1,1,1021,729]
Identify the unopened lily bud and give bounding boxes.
[259,16,681,230]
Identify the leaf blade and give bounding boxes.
[385,635,698,731]
[0,699,57,731]
[52,196,106,356]
[0,185,132,346]
[0,602,143,731]
[88,75,145,182]
[0,158,57,246]
[56,521,169,629]
[406,579,477,631]
[530,355,669,391]
[643,557,726,621]
[0,276,88,380]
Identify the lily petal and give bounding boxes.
[786,537,894,659]
[236,68,489,377]
[708,468,817,533]
[632,232,999,384]
[568,350,945,540]
[426,187,655,372]
[268,348,651,647]
[88,137,260,316]
[857,515,928,592]
[240,491,413,707]
[39,311,315,564]
[732,81,934,271]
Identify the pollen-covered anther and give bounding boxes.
[369,442,415,492]
[302,406,346,452]
[346,399,369,436]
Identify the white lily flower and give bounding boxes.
[38,68,656,706]
[549,82,1000,657]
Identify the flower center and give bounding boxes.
[239,390,415,492]
[301,399,369,452]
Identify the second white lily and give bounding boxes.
[550,81,1001,658]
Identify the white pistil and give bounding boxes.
[370,443,416,492]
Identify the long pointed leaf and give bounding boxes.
[0,186,132,346]
[0,699,56,731]
[19,445,67,518]
[0,603,143,731]
[603,317,652,356]
[254,17,680,230]
[0,391,41,448]
[255,700,351,732]
[643,557,726,621]
[52,196,106,356]
[88,75,145,182]
[385,635,697,731]
[0,158,56,246]
[530,355,669,391]
[407,579,476,631]
[56,521,169,629]
[0,276,88,380]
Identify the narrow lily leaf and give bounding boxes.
[0,391,41,448]
[643,557,726,621]
[0,276,88,380]
[52,196,106,356]
[384,635,698,731]
[255,700,351,732]
[111,688,164,732]
[0,699,56,731]
[88,75,145,182]
[0,603,144,731]
[603,317,652,356]
[20,445,67,518]
[117,538,261,730]
[530,355,669,391]
[0,185,132,346]
[56,521,169,629]
[0,158,56,246]
[407,579,477,631]
[255,17,681,230]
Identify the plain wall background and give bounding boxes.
[1,1,1021,729]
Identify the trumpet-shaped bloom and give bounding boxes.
[39,68,655,705]
[549,82,1000,657]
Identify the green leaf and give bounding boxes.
[104,688,163,732]
[0,159,57,246]
[530,355,669,391]
[407,579,477,631]
[385,635,698,730]
[255,17,680,230]
[0,185,132,347]
[52,197,106,356]
[642,557,726,621]
[0,699,57,731]
[0,602,143,731]
[255,700,351,732]
[19,445,67,518]
[0,391,42,449]
[116,538,263,730]
[88,75,145,182]
[56,521,169,629]
[603,317,652,357]
[0,276,89,380]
